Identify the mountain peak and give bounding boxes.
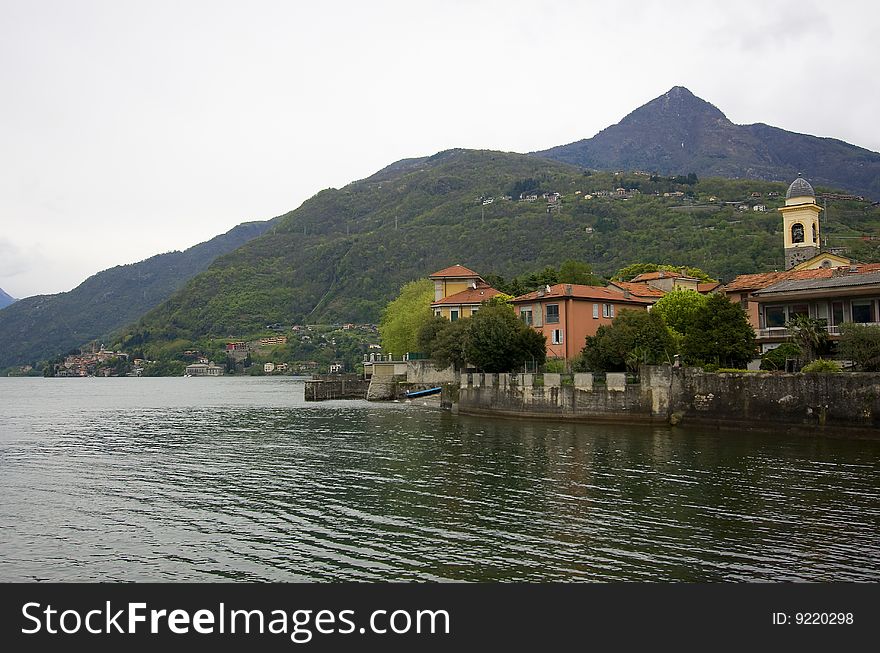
[534,87,880,198]
[0,287,16,310]
[624,86,728,124]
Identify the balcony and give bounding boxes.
[756,323,880,339]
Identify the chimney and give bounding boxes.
[565,284,573,296]
[545,284,552,294]
[623,289,631,298]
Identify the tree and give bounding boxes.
[760,342,802,371]
[650,289,707,336]
[416,315,449,357]
[786,315,829,362]
[682,294,756,368]
[379,278,434,356]
[558,260,604,286]
[611,263,717,283]
[464,304,546,372]
[428,318,470,370]
[839,323,880,371]
[580,309,676,372]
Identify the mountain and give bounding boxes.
[0,219,274,369]
[0,288,15,310]
[535,86,880,200]
[122,149,880,360]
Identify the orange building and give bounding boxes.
[510,284,653,360]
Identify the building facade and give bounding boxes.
[510,284,652,360]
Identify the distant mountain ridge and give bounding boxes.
[0,288,15,309]
[535,86,880,200]
[0,219,274,369]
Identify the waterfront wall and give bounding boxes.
[457,366,880,434]
[304,374,370,401]
[406,360,456,385]
[673,370,880,431]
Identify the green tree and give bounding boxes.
[650,289,707,336]
[379,278,433,356]
[581,309,676,372]
[416,315,450,358]
[429,318,470,370]
[464,304,546,372]
[612,263,717,283]
[839,322,880,371]
[786,315,829,362]
[682,294,756,368]
[759,342,802,371]
[558,260,604,286]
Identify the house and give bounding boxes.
[264,362,276,373]
[185,362,224,376]
[629,270,701,293]
[329,362,344,374]
[723,174,880,346]
[606,280,666,303]
[750,269,880,352]
[429,264,501,321]
[510,284,652,360]
[753,205,767,212]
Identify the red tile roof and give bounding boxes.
[723,264,880,293]
[723,269,834,292]
[429,264,481,278]
[697,282,721,293]
[511,284,653,304]
[431,285,501,306]
[630,270,687,282]
[608,281,666,298]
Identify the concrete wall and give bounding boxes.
[456,365,880,435]
[304,375,369,401]
[457,371,658,423]
[673,370,880,431]
[406,360,457,385]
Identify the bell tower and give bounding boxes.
[779,174,821,270]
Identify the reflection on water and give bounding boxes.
[1,377,878,582]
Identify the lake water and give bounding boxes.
[1,377,878,582]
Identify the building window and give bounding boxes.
[546,304,560,324]
[551,329,564,345]
[592,303,599,319]
[852,300,873,323]
[812,223,818,244]
[789,304,809,320]
[450,310,459,322]
[602,303,614,318]
[521,308,533,325]
[765,306,786,328]
[791,223,805,244]
[831,302,845,326]
[470,307,479,315]
[434,309,441,317]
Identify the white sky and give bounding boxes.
[2,0,878,298]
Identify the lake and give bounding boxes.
[1,377,878,581]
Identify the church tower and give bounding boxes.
[779,174,821,270]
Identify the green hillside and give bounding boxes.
[121,148,880,356]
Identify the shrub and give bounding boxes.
[801,359,841,374]
[760,342,802,371]
[839,323,880,371]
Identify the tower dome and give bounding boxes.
[786,174,815,199]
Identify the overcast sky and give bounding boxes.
[2,0,878,298]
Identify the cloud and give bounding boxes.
[0,238,30,278]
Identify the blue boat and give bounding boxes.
[405,386,442,398]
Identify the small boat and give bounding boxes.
[404,386,442,398]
